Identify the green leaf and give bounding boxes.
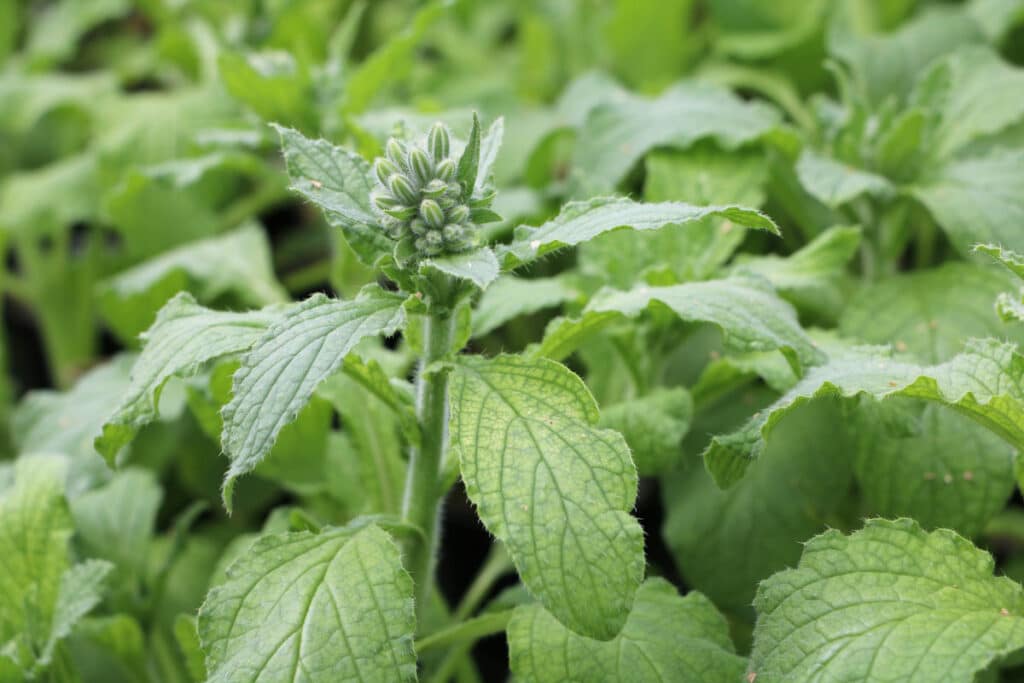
[705,338,1024,487]
[977,243,1024,281]
[599,387,692,475]
[749,518,1024,682]
[794,149,893,207]
[578,145,768,288]
[456,112,482,199]
[99,224,288,344]
[476,116,504,192]
[573,82,780,190]
[732,225,861,320]
[499,196,779,269]
[221,287,405,507]
[273,124,391,265]
[70,469,162,578]
[96,294,278,465]
[829,7,985,107]
[450,355,644,639]
[602,0,697,92]
[0,455,71,650]
[914,46,1024,159]
[854,402,1015,537]
[472,275,581,338]
[912,150,1024,255]
[587,276,822,369]
[507,578,745,682]
[218,51,315,130]
[664,400,853,616]
[38,560,114,669]
[174,615,207,683]
[198,523,416,683]
[839,263,1023,362]
[419,247,499,291]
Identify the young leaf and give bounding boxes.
[912,149,1024,254]
[472,275,581,338]
[794,149,893,207]
[221,287,405,508]
[273,124,391,265]
[449,355,644,639]
[587,276,823,369]
[499,196,779,269]
[705,338,1024,487]
[198,523,416,683]
[748,518,1024,682]
[96,294,279,465]
[977,243,1024,281]
[456,112,482,198]
[39,560,114,668]
[418,247,499,291]
[573,82,780,190]
[508,579,745,683]
[98,224,288,343]
[476,116,504,192]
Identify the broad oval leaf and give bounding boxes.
[705,338,1024,487]
[450,355,644,639]
[198,523,416,683]
[508,579,745,683]
[749,518,1024,682]
[498,196,779,269]
[221,287,405,508]
[96,293,279,465]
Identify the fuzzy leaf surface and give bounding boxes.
[449,355,643,639]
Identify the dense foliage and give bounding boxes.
[3,1,1024,681]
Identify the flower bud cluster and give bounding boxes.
[371,123,480,258]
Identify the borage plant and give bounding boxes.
[98,111,1024,683]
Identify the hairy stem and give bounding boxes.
[452,543,512,622]
[403,309,456,620]
[417,609,514,654]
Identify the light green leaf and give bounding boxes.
[273,124,390,265]
[450,355,643,639]
[96,294,278,465]
[795,149,893,207]
[70,469,162,578]
[977,243,1024,280]
[573,82,780,190]
[749,518,1024,682]
[219,51,315,130]
[602,0,697,92]
[839,262,1023,361]
[0,455,70,649]
[854,402,1015,537]
[198,524,416,683]
[38,560,113,668]
[508,578,745,683]
[174,614,207,683]
[732,225,860,320]
[912,150,1024,255]
[600,387,692,475]
[531,311,623,363]
[419,247,499,291]
[664,400,853,616]
[829,7,985,107]
[99,224,288,343]
[335,355,419,448]
[577,145,768,288]
[499,196,779,269]
[472,276,581,338]
[221,287,405,507]
[588,276,822,369]
[706,338,1024,487]
[476,116,504,192]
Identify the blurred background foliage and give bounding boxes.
[2,0,1024,680]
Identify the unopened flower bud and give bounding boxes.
[435,158,456,181]
[372,192,399,211]
[422,179,447,198]
[442,223,464,242]
[374,158,400,186]
[428,123,450,161]
[408,147,434,185]
[385,138,407,167]
[420,199,445,229]
[388,174,418,205]
[447,204,470,224]
[409,218,428,236]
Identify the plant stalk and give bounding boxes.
[402,308,456,618]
